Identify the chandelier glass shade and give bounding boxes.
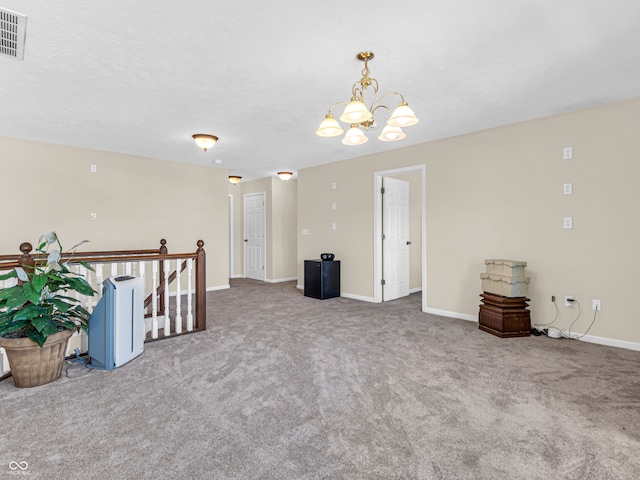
[342,125,368,146]
[316,51,419,146]
[315,113,344,137]
[228,176,242,185]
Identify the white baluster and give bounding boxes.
[139,261,145,281]
[174,259,182,334]
[151,260,158,339]
[111,262,118,278]
[186,258,193,331]
[84,268,98,314]
[125,262,132,275]
[163,259,170,336]
[0,347,8,375]
[95,264,104,299]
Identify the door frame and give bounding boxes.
[373,165,426,310]
[243,191,267,281]
[228,194,234,278]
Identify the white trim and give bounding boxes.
[228,194,234,278]
[423,308,640,352]
[424,307,478,323]
[265,276,297,284]
[206,284,230,292]
[296,285,377,303]
[230,274,244,279]
[373,165,427,311]
[409,287,422,294]
[577,334,640,351]
[339,292,378,303]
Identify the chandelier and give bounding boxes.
[315,51,419,146]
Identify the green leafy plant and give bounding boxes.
[0,232,96,347]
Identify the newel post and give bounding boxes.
[195,240,206,331]
[17,242,34,284]
[158,239,167,313]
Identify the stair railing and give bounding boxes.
[0,239,206,378]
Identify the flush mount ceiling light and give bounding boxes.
[192,134,218,152]
[277,171,293,181]
[228,176,242,185]
[316,51,419,146]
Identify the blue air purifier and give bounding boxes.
[88,276,145,370]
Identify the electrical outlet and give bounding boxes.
[592,299,601,311]
[563,147,573,159]
[564,296,574,308]
[563,183,573,195]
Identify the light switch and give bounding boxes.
[331,203,336,210]
[332,223,336,230]
[563,217,573,229]
[563,147,573,159]
[331,182,337,190]
[301,228,310,236]
[563,183,573,195]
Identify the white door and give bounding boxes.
[244,192,265,281]
[228,194,233,278]
[382,177,410,301]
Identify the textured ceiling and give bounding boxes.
[1,1,640,181]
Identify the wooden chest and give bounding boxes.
[478,292,531,338]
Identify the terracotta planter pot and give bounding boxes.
[0,330,73,388]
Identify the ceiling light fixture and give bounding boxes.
[192,134,218,152]
[228,176,242,185]
[277,171,293,181]
[316,51,419,146]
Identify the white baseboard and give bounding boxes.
[424,307,478,323]
[424,308,640,352]
[295,285,377,303]
[577,334,640,351]
[409,287,423,294]
[206,284,230,292]
[230,274,243,279]
[339,292,378,303]
[265,276,297,284]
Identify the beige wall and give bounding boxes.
[228,177,297,281]
[0,136,229,290]
[271,178,298,281]
[298,98,640,346]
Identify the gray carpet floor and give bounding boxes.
[1,278,639,480]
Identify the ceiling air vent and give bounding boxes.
[0,8,26,60]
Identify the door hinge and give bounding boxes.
[381,187,385,195]
[381,279,386,286]
[381,233,385,240]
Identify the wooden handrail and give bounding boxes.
[1,238,207,335]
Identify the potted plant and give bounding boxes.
[0,232,95,387]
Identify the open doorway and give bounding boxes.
[373,165,426,311]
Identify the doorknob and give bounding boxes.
[406,241,412,245]
[244,239,248,242]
